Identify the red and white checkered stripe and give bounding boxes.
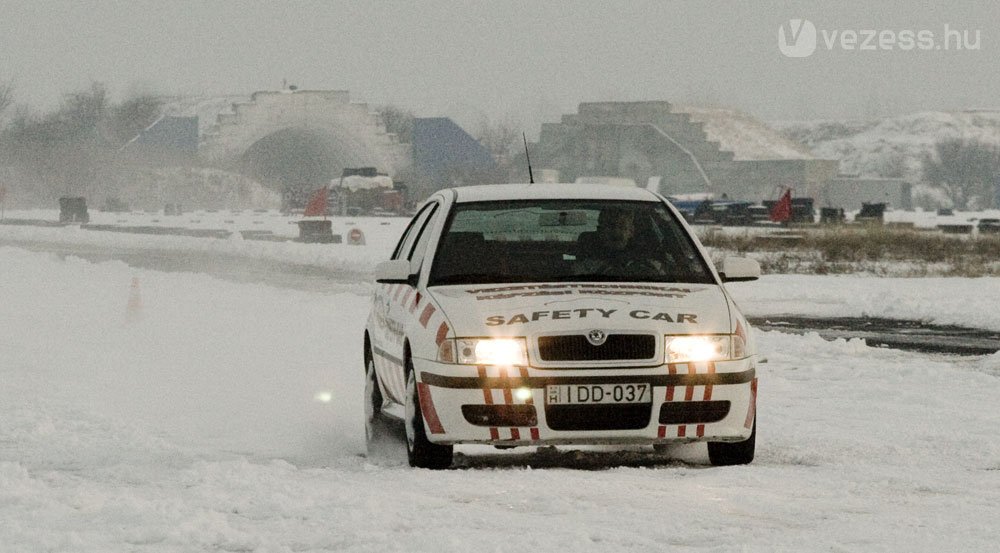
[478,366,500,440]
[380,283,452,432]
[518,366,541,441]
[657,361,717,439]
[380,284,541,443]
[381,284,449,335]
[475,366,540,442]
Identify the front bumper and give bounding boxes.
[412,357,757,446]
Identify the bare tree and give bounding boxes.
[0,82,114,201]
[475,116,522,180]
[378,104,414,143]
[109,94,163,144]
[0,81,13,116]
[62,82,108,139]
[923,138,1000,210]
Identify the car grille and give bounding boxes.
[537,334,657,362]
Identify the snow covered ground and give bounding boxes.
[2,240,1000,551]
[777,110,1000,185]
[3,207,1000,283]
[0,210,409,276]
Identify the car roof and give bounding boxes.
[448,183,662,203]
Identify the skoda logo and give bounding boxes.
[586,329,607,346]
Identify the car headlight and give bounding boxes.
[665,335,747,363]
[438,338,528,365]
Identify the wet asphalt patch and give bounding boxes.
[749,316,1000,356]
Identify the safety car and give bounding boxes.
[364,183,760,469]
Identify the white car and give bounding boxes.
[364,184,760,469]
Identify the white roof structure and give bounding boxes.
[335,175,394,192]
[673,105,816,161]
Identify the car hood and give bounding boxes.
[427,282,732,336]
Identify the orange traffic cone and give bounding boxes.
[126,277,142,322]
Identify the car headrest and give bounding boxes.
[576,231,600,256]
[441,232,485,252]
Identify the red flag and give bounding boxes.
[302,187,329,217]
[769,189,792,223]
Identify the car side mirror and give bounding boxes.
[719,256,761,282]
[375,259,417,285]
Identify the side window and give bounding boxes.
[407,203,441,274]
[391,203,435,260]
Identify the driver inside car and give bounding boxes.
[574,207,665,277]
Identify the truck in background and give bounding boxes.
[330,167,408,216]
[283,167,409,216]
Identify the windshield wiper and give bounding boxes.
[553,273,620,282]
[551,273,687,283]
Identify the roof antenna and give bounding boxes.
[522,132,535,184]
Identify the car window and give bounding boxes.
[429,199,714,286]
[391,202,436,260]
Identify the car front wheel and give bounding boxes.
[404,363,453,469]
[707,418,756,466]
[365,355,402,459]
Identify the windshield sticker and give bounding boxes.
[485,309,698,326]
[465,283,705,301]
[475,290,575,301]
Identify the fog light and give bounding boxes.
[515,387,532,401]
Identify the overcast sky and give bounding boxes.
[2,1,997,133]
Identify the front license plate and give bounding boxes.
[546,383,651,405]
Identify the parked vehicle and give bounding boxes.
[58,197,89,224]
[978,218,1000,234]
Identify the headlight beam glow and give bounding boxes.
[665,336,731,363]
[445,338,528,365]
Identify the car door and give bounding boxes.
[381,200,442,401]
[371,202,438,404]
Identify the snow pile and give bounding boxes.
[158,94,251,136]
[336,174,394,191]
[0,211,409,276]
[777,110,1000,182]
[2,247,1000,551]
[728,274,1000,331]
[111,166,281,211]
[674,105,816,160]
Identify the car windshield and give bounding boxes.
[428,199,714,286]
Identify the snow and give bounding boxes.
[777,110,1000,183]
[0,210,409,276]
[880,207,1000,229]
[2,236,1000,551]
[729,275,1000,331]
[6,207,1000,284]
[158,94,251,135]
[674,106,816,161]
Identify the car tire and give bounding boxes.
[404,360,453,470]
[707,418,755,466]
[365,355,399,458]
